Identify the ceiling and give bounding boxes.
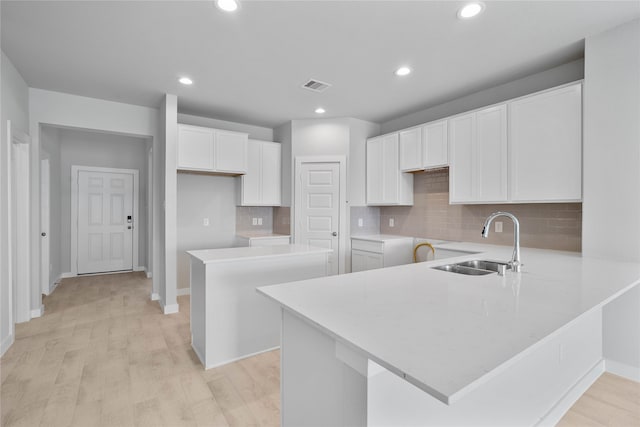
[2,1,639,128]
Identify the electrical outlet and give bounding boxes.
[358,218,363,227]
[258,217,263,226]
[252,218,258,226]
[203,217,210,227]
[389,218,395,227]
[495,221,503,233]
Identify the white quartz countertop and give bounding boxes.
[188,244,331,264]
[257,242,640,404]
[236,232,290,239]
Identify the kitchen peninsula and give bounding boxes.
[187,244,331,369]
[258,243,640,426]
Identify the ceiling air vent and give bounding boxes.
[302,79,331,93]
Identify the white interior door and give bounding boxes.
[40,159,50,294]
[296,162,340,275]
[77,170,134,274]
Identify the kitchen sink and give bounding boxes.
[432,259,511,276]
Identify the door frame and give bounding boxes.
[8,120,32,327]
[40,158,51,295]
[70,165,139,276]
[294,156,347,275]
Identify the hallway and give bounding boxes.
[0,273,279,427]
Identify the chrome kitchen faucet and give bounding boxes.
[482,212,523,273]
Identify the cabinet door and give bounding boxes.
[177,125,214,170]
[475,105,508,202]
[240,140,262,205]
[509,84,582,202]
[399,127,423,172]
[449,114,474,203]
[351,249,368,272]
[382,134,400,203]
[366,137,384,204]
[215,130,248,174]
[261,142,282,206]
[423,120,448,168]
[366,252,384,270]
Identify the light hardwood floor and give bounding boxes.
[1,272,638,427]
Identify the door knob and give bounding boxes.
[41,232,46,237]
[332,232,338,236]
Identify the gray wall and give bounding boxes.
[40,126,62,289]
[1,51,30,354]
[55,128,149,273]
[380,58,585,134]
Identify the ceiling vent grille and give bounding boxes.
[302,79,332,93]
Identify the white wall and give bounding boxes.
[40,127,62,291]
[176,174,237,290]
[162,94,178,313]
[1,51,30,355]
[29,88,162,309]
[55,128,149,273]
[380,59,584,134]
[582,18,640,380]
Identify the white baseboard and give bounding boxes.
[150,292,160,301]
[133,266,145,272]
[605,359,640,382]
[145,270,152,279]
[30,304,45,318]
[537,360,605,427]
[162,303,179,314]
[177,287,191,296]
[60,272,75,279]
[0,333,15,357]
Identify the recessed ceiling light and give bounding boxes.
[458,2,485,19]
[216,0,239,12]
[395,67,412,77]
[179,77,193,85]
[315,107,326,114]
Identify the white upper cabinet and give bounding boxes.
[399,120,448,172]
[423,120,448,169]
[177,124,248,174]
[449,104,508,204]
[509,83,582,202]
[399,127,423,172]
[178,125,215,170]
[238,140,281,206]
[367,133,413,206]
[215,130,248,174]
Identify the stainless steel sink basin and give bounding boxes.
[432,260,511,276]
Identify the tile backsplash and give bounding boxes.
[236,206,274,232]
[379,169,582,252]
[273,206,291,235]
[350,206,381,235]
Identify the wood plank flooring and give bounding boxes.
[1,272,638,426]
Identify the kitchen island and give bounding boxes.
[187,244,331,369]
[258,242,640,426]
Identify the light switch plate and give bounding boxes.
[495,221,503,233]
[203,218,210,227]
[252,218,258,226]
[358,218,363,227]
[389,218,395,227]
[258,218,263,226]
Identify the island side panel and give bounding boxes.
[203,252,329,369]
[281,309,367,427]
[603,284,640,380]
[190,258,207,365]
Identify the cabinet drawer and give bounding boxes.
[351,239,384,253]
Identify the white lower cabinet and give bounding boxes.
[351,236,414,273]
[237,235,290,247]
